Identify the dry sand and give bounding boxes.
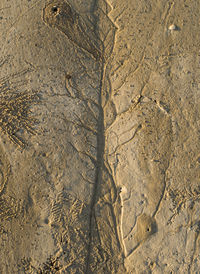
[0,0,199,272]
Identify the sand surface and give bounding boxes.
[0,0,199,272]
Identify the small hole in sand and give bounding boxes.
[44,218,49,224]
[66,74,72,80]
[52,6,58,13]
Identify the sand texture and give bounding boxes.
[0,0,199,273]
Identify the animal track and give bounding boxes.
[38,255,62,273]
[0,70,39,148]
[18,255,61,273]
[49,191,89,272]
[0,195,19,220]
[0,145,10,195]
